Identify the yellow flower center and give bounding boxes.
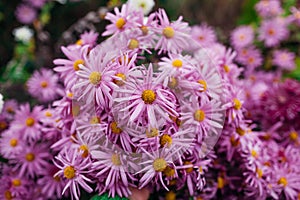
[111,153,121,166]
[79,145,89,158]
[153,158,167,172]
[251,149,258,158]
[115,18,126,29]
[73,59,84,71]
[278,177,288,187]
[67,92,73,98]
[64,166,76,179]
[163,166,175,177]
[223,65,230,73]
[4,190,12,200]
[289,131,298,141]
[89,71,102,85]
[26,117,35,127]
[141,89,156,104]
[163,26,175,38]
[90,116,101,124]
[110,121,122,134]
[256,168,263,178]
[183,161,193,173]
[172,59,182,68]
[114,73,126,86]
[128,39,139,49]
[198,79,207,92]
[76,39,83,46]
[10,138,18,147]
[160,134,172,147]
[217,177,225,189]
[168,77,178,89]
[230,136,240,147]
[146,128,159,138]
[140,25,149,35]
[236,127,246,136]
[45,111,52,117]
[165,191,176,200]
[233,98,242,110]
[25,153,35,162]
[239,34,245,41]
[194,109,205,122]
[268,29,275,36]
[40,81,48,88]
[12,179,21,187]
[53,175,60,182]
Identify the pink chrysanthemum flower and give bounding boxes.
[2,100,18,120]
[103,4,139,37]
[27,68,63,102]
[91,145,137,197]
[76,30,99,47]
[15,4,37,24]
[0,130,23,159]
[25,0,47,8]
[258,18,289,47]
[255,0,282,18]
[290,7,300,26]
[155,9,191,54]
[230,25,254,49]
[190,24,217,48]
[74,46,118,107]
[114,64,178,127]
[53,45,88,89]
[272,49,296,71]
[15,143,51,178]
[237,46,263,69]
[11,104,43,142]
[54,148,93,200]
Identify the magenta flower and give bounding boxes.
[27,68,63,102]
[15,142,51,178]
[0,130,23,159]
[272,49,296,71]
[237,46,263,69]
[155,9,191,54]
[231,25,254,49]
[102,4,139,37]
[54,148,93,200]
[15,4,37,24]
[190,24,217,48]
[258,18,289,47]
[255,0,282,18]
[11,104,43,142]
[290,7,300,26]
[114,64,178,127]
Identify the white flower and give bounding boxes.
[0,93,4,114]
[127,0,155,15]
[13,26,34,43]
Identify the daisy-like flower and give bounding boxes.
[54,148,93,200]
[75,30,99,48]
[137,147,179,190]
[10,104,43,142]
[91,145,137,197]
[272,49,295,71]
[15,142,51,178]
[155,9,191,54]
[128,0,155,15]
[27,68,63,102]
[255,0,282,18]
[190,24,217,48]
[15,4,37,24]
[53,45,88,90]
[230,25,254,49]
[2,99,18,119]
[74,45,118,107]
[103,4,139,37]
[258,18,289,47]
[0,130,23,159]
[114,64,178,127]
[237,46,263,69]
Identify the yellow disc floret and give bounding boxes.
[110,121,122,134]
[163,26,175,38]
[10,138,18,147]
[172,59,183,68]
[89,71,102,85]
[141,89,156,104]
[194,109,205,122]
[153,158,167,172]
[233,98,242,110]
[111,153,121,166]
[116,18,126,29]
[160,134,172,147]
[25,153,35,162]
[26,117,35,127]
[64,166,76,179]
[73,59,84,71]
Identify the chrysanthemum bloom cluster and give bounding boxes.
[1,0,300,199]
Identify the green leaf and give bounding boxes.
[283,57,300,81]
[90,193,129,200]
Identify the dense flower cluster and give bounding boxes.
[1,0,300,199]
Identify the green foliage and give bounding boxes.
[284,57,300,81]
[90,193,129,200]
[237,0,259,25]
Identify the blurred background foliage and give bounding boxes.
[1,0,300,102]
